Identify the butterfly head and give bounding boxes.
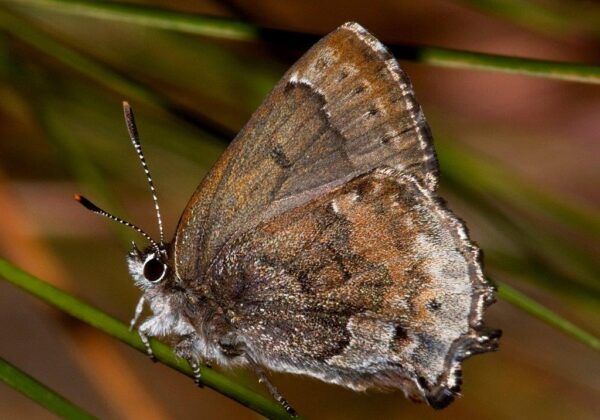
[126,242,171,290]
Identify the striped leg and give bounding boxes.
[218,331,297,416]
[247,355,297,417]
[175,335,204,388]
[129,296,146,331]
[138,328,156,362]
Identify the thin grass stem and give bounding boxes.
[497,282,600,351]
[4,0,600,84]
[0,357,96,419]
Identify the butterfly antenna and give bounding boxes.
[74,194,160,253]
[122,101,165,246]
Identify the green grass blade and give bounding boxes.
[0,357,96,419]
[437,141,600,290]
[445,172,600,298]
[0,9,156,104]
[0,258,295,420]
[486,250,600,305]
[456,0,598,37]
[28,97,132,245]
[7,0,259,41]
[497,281,600,351]
[450,147,600,236]
[400,45,600,84]
[3,39,143,245]
[0,9,232,142]
[5,0,600,84]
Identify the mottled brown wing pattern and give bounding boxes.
[208,169,496,407]
[174,22,438,282]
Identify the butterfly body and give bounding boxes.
[82,22,499,414]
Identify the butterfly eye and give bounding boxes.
[143,257,166,283]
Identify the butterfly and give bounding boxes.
[76,22,499,415]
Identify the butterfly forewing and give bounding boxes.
[174,22,439,281]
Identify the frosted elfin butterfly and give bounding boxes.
[76,22,499,415]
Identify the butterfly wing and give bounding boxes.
[208,169,497,407]
[174,22,438,281]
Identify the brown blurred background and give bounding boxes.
[0,1,599,419]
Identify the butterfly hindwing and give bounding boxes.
[207,169,496,406]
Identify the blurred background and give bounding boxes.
[0,0,599,419]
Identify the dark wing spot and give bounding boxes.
[352,189,363,201]
[283,80,295,92]
[351,85,366,96]
[373,202,385,215]
[367,107,379,117]
[390,93,404,104]
[394,325,408,340]
[427,299,442,311]
[297,271,312,293]
[316,321,351,360]
[327,243,353,282]
[381,125,419,145]
[381,133,394,144]
[270,145,292,168]
[390,324,410,353]
[355,178,374,199]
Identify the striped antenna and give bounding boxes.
[122,101,165,246]
[74,194,161,253]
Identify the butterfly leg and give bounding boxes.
[137,319,158,362]
[246,355,298,417]
[218,333,297,417]
[138,330,156,361]
[248,355,297,417]
[175,334,205,388]
[128,297,157,361]
[128,296,146,331]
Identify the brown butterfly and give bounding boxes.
[76,22,499,415]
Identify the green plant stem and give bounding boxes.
[0,357,96,419]
[456,0,598,37]
[0,258,294,420]
[2,0,260,41]
[0,9,155,104]
[401,46,600,84]
[445,170,600,301]
[438,141,600,290]
[497,282,600,351]
[4,0,600,84]
[486,250,600,305]
[8,59,132,245]
[0,9,233,142]
[8,0,259,40]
